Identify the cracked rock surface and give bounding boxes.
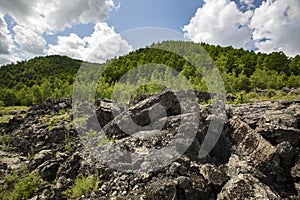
[0,91,299,199]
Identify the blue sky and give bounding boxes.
[107,0,204,32]
[107,0,265,32]
[0,0,299,64]
[33,0,205,46]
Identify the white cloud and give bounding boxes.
[0,0,46,34]
[250,0,300,56]
[47,22,132,63]
[36,0,114,32]
[0,14,18,65]
[84,23,132,63]
[0,14,13,55]
[240,0,255,3]
[184,0,300,56]
[47,33,86,60]
[0,0,118,64]
[239,0,256,9]
[0,0,36,22]
[13,25,46,55]
[183,0,253,49]
[0,0,114,33]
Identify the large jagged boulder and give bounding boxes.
[0,92,299,199]
[217,174,279,200]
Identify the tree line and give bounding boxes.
[0,41,299,106]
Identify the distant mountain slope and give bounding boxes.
[0,41,299,106]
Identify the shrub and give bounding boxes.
[11,173,40,200]
[62,174,99,199]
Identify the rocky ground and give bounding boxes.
[0,90,299,199]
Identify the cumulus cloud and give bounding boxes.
[184,0,300,56]
[47,22,132,63]
[250,0,300,56]
[0,0,36,22]
[47,33,86,60]
[183,0,253,49]
[13,25,46,55]
[239,0,256,9]
[240,0,255,3]
[0,14,13,55]
[0,14,17,65]
[0,0,117,64]
[0,0,114,33]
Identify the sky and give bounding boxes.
[0,0,299,65]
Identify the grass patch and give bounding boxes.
[0,106,29,123]
[98,135,117,147]
[242,91,300,103]
[59,109,66,115]
[82,130,117,146]
[27,146,35,159]
[85,129,97,140]
[0,106,29,114]
[11,173,39,200]
[41,113,71,130]
[227,90,300,104]
[49,116,59,127]
[0,115,14,123]
[62,174,99,199]
[65,133,71,152]
[0,172,40,200]
[72,115,90,124]
[0,133,11,151]
[0,172,19,200]
[66,115,89,130]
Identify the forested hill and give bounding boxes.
[0,55,82,88]
[0,55,82,106]
[0,41,300,106]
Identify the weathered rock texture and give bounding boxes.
[0,91,299,199]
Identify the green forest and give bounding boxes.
[0,41,300,106]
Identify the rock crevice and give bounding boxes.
[0,91,299,199]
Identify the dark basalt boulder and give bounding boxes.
[0,91,299,199]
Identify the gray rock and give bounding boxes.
[39,162,59,182]
[144,178,176,200]
[217,174,279,200]
[30,150,53,169]
[0,95,299,199]
[200,164,229,186]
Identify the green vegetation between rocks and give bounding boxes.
[0,106,29,123]
[62,174,99,199]
[0,172,40,200]
[0,133,11,151]
[232,89,300,104]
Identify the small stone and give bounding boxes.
[200,164,229,186]
[133,185,139,190]
[120,174,128,181]
[112,191,117,196]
